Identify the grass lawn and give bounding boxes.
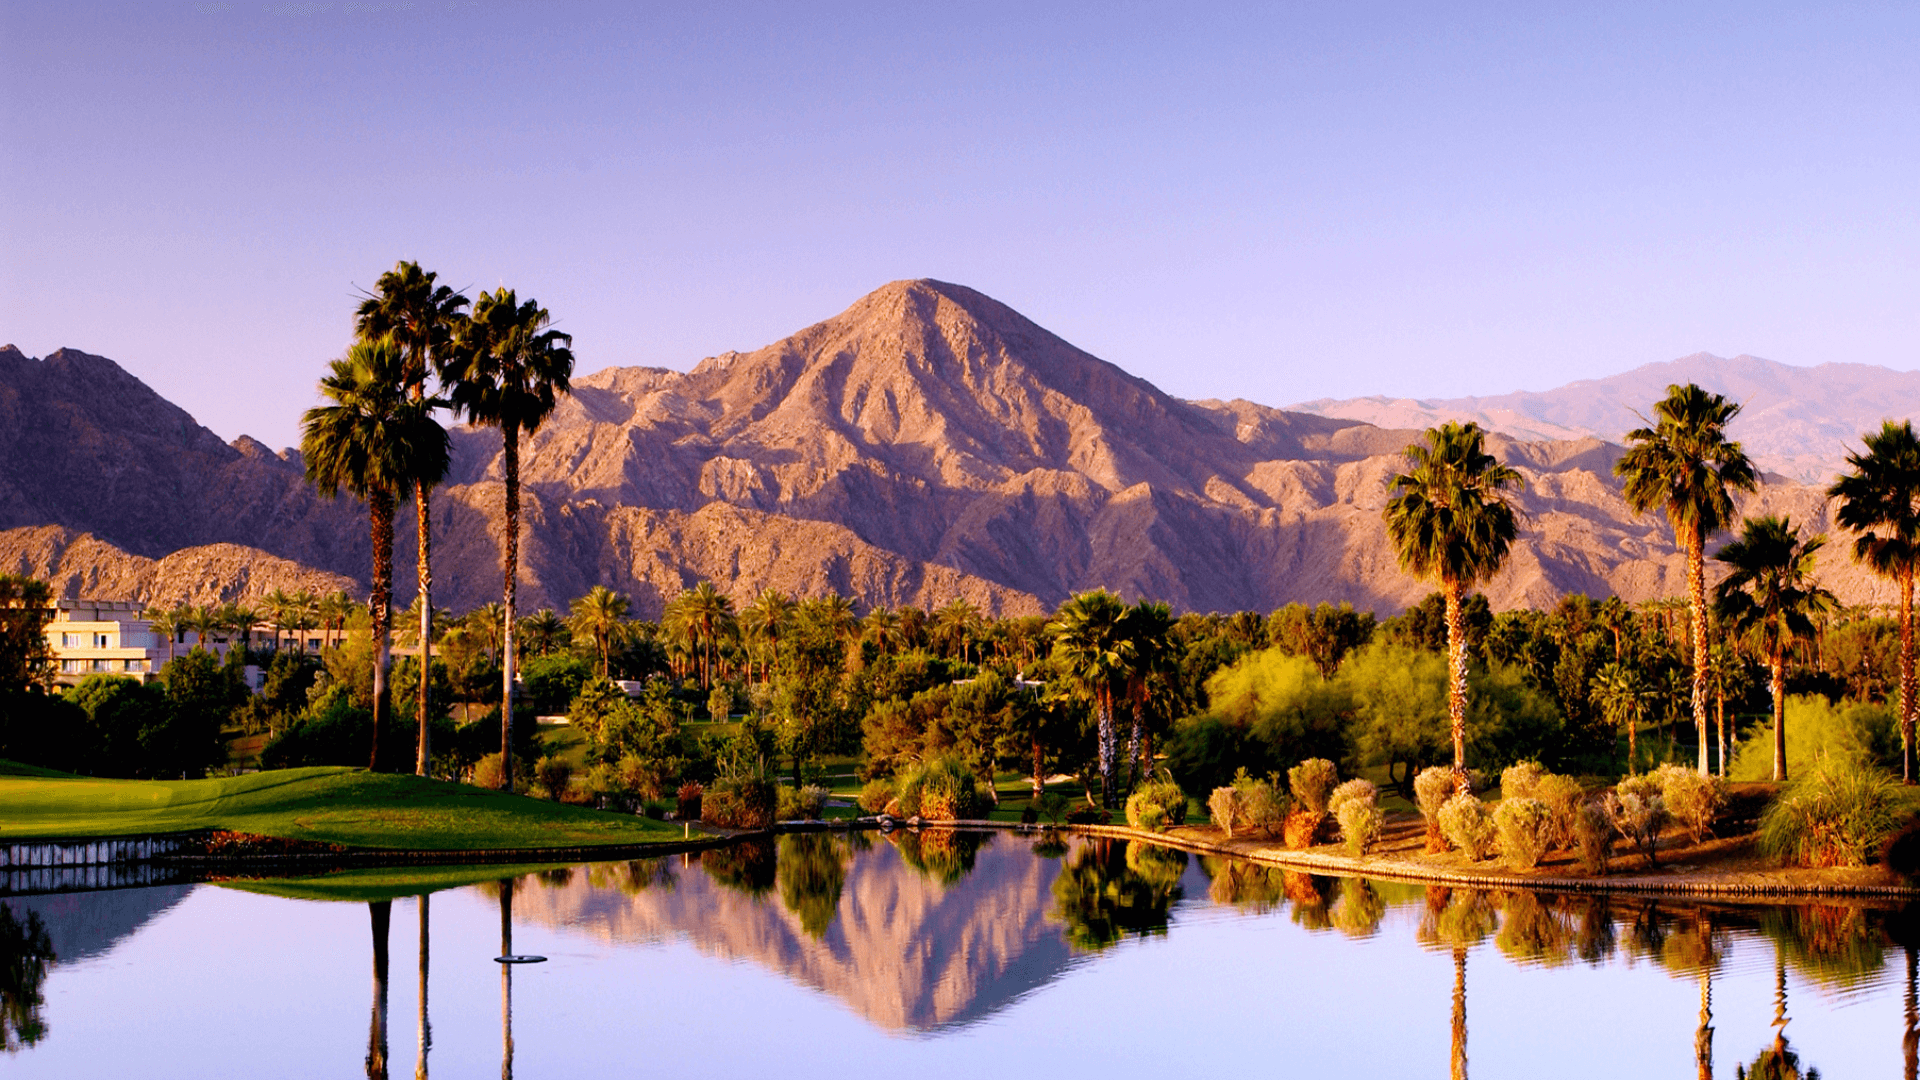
[221,862,580,903]
[0,764,680,850]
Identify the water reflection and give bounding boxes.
[0,904,54,1053]
[366,901,390,1080]
[1048,839,1183,952]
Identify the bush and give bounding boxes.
[1328,778,1375,819]
[1334,785,1383,856]
[1237,775,1288,839]
[1413,766,1454,851]
[472,753,508,790]
[1573,801,1611,875]
[777,783,830,821]
[534,755,573,800]
[1288,758,1339,816]
[1438,793,1495,861]
[1209,786,1243,837]
[1729,694,1901,780]
[704,776,776,829]
[1065,803,1112,825]
[1037,791,1069,825]
[1494,797,1552,870]
[1757,757,1902,868]
[707,684,735,721]
[1603,776,1668,867]
[1884,815,1920,880]
[1531,773,1586,849]
[1500,761,1545,801]
[676,781,703,821]
[1650,763,1723,843]
[894,755,983,821]
[858,778,895,815]
[1126,780,1188,832]
[1019,802,1039,825]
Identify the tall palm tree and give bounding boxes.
[1384,421,1522,784]
[318,589,353,650]
[568,586,631,679]
[302,337,451,770]
[1829,419,1920,782]
[356,261,468,776]
[445,288,573,788]
[260,588,293,652]
[936,598,983,664]
[517,609,568,658]
[147,607,181,664]
[1616,383,1758,775]
[468,602,506,662]
[862,608,902,655]
[740,589,794,685]
[1591,659,1655,773]
[675,582,737,690]
[1047,589,1134,808]
[1120,599,1174,789]
[1715,515,1835,781]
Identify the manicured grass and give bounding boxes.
[222,862,579,903]
[0,764,679,849]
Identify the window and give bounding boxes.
[61,659,79,673]
[94,633,111,649]
[61,633,81,648]
[90,659,110,672]
[124,659,145,672]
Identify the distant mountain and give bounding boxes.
[0,287,1898,615]
[1289,353,1920,484]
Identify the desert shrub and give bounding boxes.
[1729,694,1901,780]
[1650,763,1723,843]
[534,756,573,800]
[1289,758,1339,816]
[1493,797,1552,870]
[1019,802,1039,824]
[1328,778,1376,819]
[1126,780,1188,832]
[1758,757,1902,868]
[1209,786,1244,837]
[1037,791,1069,824]
[707,684,735,721]
[858,778,895,815]
[1065,803,1112,825]
[676,781,703,821]
[704,776,776,829]
[1531,773,1586,849]
[1438,793,1495,861]
[1237,775,1289,839]
[1500,761,1545,801]
[1414,765,1454,851]
[1572,801,1611,875]
[1603,776,1668,867]
[1884,815,1920,880]
[472,752,507,790]
[777,784,830,820]
[1333,784,1383,856]
[894,755,982,821]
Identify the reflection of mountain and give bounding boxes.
[513,834,1082,1033]
[2,884,194,965]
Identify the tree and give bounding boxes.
[1047,589,1134,808]
[0,575,54,694]
[1829,419,1920,783]
[1616,383,1757,775]
[1715,515,1835,782]
[517,608,569,658]
[568,586,631,679]
[671,581,737,690]
[301,337,451,770]
[741,590,795,686]
[444,288,574,787]
[935,598,983,664]
[1591,660,1655,773]
[1384,421,1522,785]
[1120,599,1175,789]
[356,261,469,776]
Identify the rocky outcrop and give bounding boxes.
[0,525,357,607]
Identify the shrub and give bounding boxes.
[1209,786,1244,837]
[1126,780,1188,832]
[1065,803,1112,825]
[858,778,895,815]
[1572,801,1611,875]
[1531,773,1586,849]
[1240,780,1288,840]
[1334,788,1383,856]
[1603,776,1668,867]
[1650,763,1723,843]
[1019,802,1039,825]
[777,784,830,820]
[472,753,507,790]
[894,755,982,821]
[534,756,573,800]
[1757,757,1902,868]
[1288,758,1339,816]
[1438,793,1495,861]
[1037,791,1069,825]
[706,684,734,721]
[1413,765,1454,851]
[1500,761,1545,801]
[1493,797,1552,870]
[676,781,703,821]
[1884,815,1920,880]
[704,776,776,829]
[583,761,628,805]
[1328,778,1376,819]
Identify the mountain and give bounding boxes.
[0,284,1897,615]
[1289,353,1920,484]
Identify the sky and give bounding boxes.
[3,1,1918,450]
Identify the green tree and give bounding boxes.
[1616,383,1757,775]
[300,337,450,769]
[568,586,631,679]
[1047,589,1135,807]
[0,575,53,694]
[517,608,569,658]
[1120,599,1175,789]
[671,581,737,690]
[1591,660,1655,773]
[1715,515,1836,782]
[445,287,574,787]
[1829,419,1920,782]
[1384,421,1522,784]
[740,590,794,685]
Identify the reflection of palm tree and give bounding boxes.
[1904,945,1916,1080]
[777,833,847,939]
[1741,955,1819,1079]
[416,895,430,1080]
[1048,838,1183,951]
[1418,888,1496,1080]
[366,901,391,1080]
[0,904,54,1052]
[1451,946,1468,1080]
[498,881,515,1080]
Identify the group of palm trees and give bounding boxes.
[300,261,574,784]
[1385,383,1920,786]
[144,588,358,661]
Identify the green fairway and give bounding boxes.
[0,765,679,850]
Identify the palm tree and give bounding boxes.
[260,588,293,652]
[862,608,902,654]
[1616,383,1758,775]
[1829,419,1920,782]
[1592,660,1655,773]
[318,589,353,650]
[147,607,181,664]
[1384,421,1522,784]
[301,337,451,770]
[740,589,794,684]
[1047,589,1134,808]
[936,598,983,664]
[1715,515,1835,781]
[674,582,737,690]
[357,261,469,777]
[445,288,573,787]
[1120,599,1174,789]
[468,602,506,662]
[517,609,568,658]
[568,586,631,679]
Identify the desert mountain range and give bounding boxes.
[0,279,1905,616]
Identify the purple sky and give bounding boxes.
[3,2,1917,450]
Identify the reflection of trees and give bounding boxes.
[1284,873,1334,932]
[703,838,777,898]
[1496,891,1572,967]
[366,901,391,1080]
[1201,857,1286,912]
[1762,904,1887,991]
[1031,833,1070,861]
[497,879,516,1080]
[1419,888,1496,1080]
[778,834,848,939]
[1739,956,1820,1080]
[1572,896,1617,965]
[0,904,53,1053]
[1659,913,1723,1080]
[587,859,675,896]
[888,830,992,886]
[1049,838,1183,952]
[1331,879,1385,939]
[416,896,430,1080]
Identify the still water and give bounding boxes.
[3,830,1916,1078]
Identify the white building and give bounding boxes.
[44,599,263,690]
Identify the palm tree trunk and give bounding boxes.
[1450,946,1468,1080]
[1097,687,1117,809]
[367,900,391,1080]
[1715,670,1727,779]
[499,424,519,790]
[1903,569,1916,784]
[1688,529,1711,775]
[1771,644,1787,782]
[1444,580,1469,788]
[416,480,433,778]
[1627,710,1638,775]
[416,895,431,1080]
[1032,733,1044,799]
[1903,943,1916,1080]
[1695,966,1713,1080]
[370,490,395,771]
[1127,692,1143,794]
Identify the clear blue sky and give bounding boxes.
[4,2,1917,450]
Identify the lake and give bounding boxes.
[3,829,1914,1078]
